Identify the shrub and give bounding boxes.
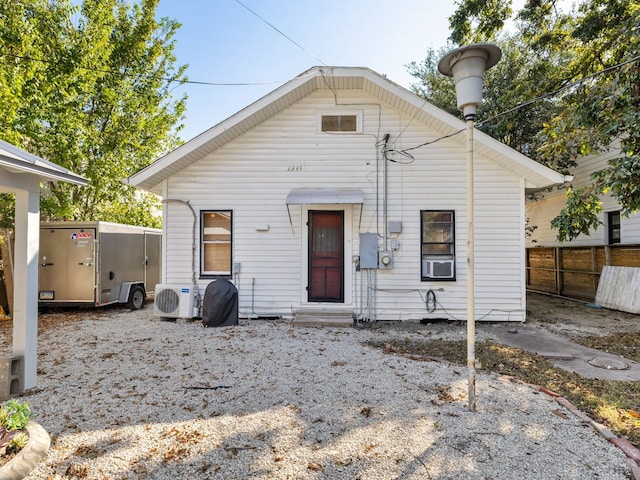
[0,400,31,431]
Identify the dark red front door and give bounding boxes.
[308,211,344,302]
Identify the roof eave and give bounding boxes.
[0,141,88,186]
[126,68,327,192]
[126,66,567,193]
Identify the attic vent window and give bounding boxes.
[318,111,362,133]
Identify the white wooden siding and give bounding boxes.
[164,89,526,321]
[526,148,640,247]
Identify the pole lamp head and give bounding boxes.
[438,43,502,119]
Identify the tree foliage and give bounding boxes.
[407,36,570,171]
[550,187,602,242]
[448,0,513,45]
[0,0,186,227]
[410,0,640,241]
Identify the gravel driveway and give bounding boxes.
[2,305,633,479]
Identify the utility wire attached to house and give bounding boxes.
[393,53,640,154]
[475,52,640,128]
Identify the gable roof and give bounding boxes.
[126,66,569,195]
[0,139,87,186]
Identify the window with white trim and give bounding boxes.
[201,210,232,277]
[421,210,456,281]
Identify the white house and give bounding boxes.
[0,139,86,390]
[526,146,640,247]
[127,66,568,324]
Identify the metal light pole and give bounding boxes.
[438,43,501,412]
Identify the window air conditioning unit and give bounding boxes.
[424,259,454,279]
[153,284,198,319]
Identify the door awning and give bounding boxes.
[285,188,364,233]
[286,188,364,205]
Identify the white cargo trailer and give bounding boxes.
[38,221,161,309]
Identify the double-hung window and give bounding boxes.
[421,210,456,280]
[608,211,621,244]
[201,210,232,277]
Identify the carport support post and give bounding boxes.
[12,188,40,390]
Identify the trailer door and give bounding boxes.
[39,228,96,303]
[144,232,161,294]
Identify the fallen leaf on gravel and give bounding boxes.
[437,385,455,402]
[65,464,89,477]
[308,462,324,471]
[74,444,101,459]
[164,444,189,462]
[552,409,569,419]
[161,426,206,444]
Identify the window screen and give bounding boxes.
[201,210,232,276]
[321,115,358,132]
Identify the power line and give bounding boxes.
[0,53,291,87]
[233,0,327,66]
[10,0,328,86]
[395,52,640,154]
[477,53,640,128]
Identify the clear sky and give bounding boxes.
[154,1,517,141]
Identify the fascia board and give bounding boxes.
[0,141,87,186]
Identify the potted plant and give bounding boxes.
[0,399,50,480]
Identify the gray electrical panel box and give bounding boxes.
[389,221,402,234]
[359,233,379,268]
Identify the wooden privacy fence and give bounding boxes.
[526,245,640,300]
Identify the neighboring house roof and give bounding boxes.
[0,139,87,186]
[126,66,569,195]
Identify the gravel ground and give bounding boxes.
[2,305,633,479]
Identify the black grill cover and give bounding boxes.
[202,279,238,327]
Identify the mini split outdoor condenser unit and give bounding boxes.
[153,284,198,319]
[423,259,455,279]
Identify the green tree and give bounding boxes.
[411,0,640,241]
[529,0,640,240]
[0,0,186,227]
[407,36,567,166]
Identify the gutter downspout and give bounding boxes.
[162,199,197,287]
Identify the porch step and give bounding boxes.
[293,308,354,327]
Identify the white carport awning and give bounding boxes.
[0,139,87,186]
[286,188,364,205]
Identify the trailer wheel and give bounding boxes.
[127,285,146,310]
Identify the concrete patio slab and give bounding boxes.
[481,324,640,381]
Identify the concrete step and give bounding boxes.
[293,308,354,327]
